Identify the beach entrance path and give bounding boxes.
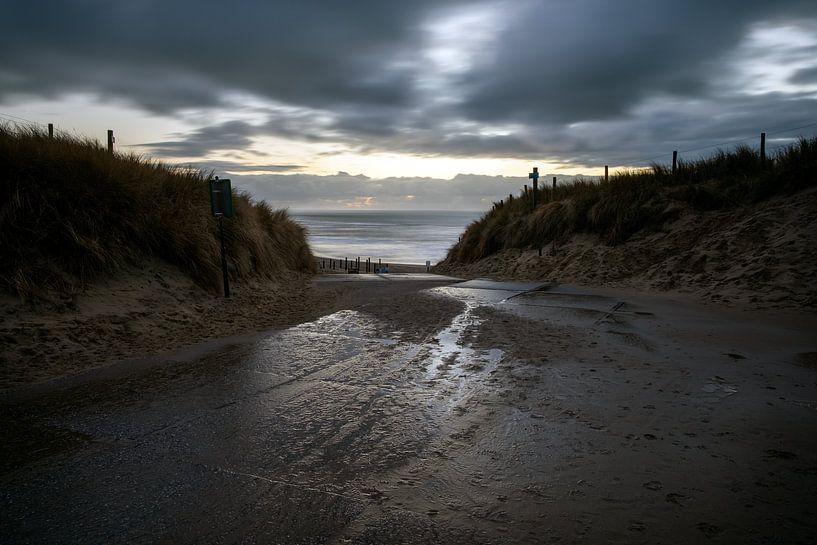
[2,280,816,544]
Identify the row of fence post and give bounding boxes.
[319,256,390,274]
[669,133,766,173]
[510,131,770,211]
[45,123,115,154]
[500,176,558,209]
[42,125,770,188]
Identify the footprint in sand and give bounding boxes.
[696,522,723,537]
[666,492,687,505]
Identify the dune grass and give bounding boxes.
[0,124,315,301]
[445,137,817,264]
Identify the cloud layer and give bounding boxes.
[233,171,585,211]
[2,0,816,207]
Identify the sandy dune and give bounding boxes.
[435,189,817,310]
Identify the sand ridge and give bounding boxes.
[434,189,817,310]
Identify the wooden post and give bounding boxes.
[345,257,348,270]
[533,179,538,208]
[672,150,678,174]
[552,177,556,194]
[509,193,513,202]
[48,123,54,139]
[604,165,609,182]
[760,132,766,166]
[529,166,539,210]
[219,216,230,297]
[107,130,114,153]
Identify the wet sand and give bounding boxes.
[0,256,454,390]
[2,277,816,543]
[0,260,444,390]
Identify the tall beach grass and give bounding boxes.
[0,124,315,301]
[445,137,817,264]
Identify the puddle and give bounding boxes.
[419,302,504,413]
[430,285,519,304]
[700,378,738,401]
[291,310,398,344]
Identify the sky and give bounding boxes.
[2,0,816,210]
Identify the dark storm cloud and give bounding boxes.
[790,66,817,85]
[0,0,465,113]
[191,160,304,175]
[459,0,817,124]
[145,120,259,157]
[539,93,817,167]
[2,0,816,173]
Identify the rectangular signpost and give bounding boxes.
[209,177,234,297]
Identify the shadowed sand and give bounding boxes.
[1,278,815,544]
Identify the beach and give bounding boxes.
[2,273,816,543]
[2,193,816,544]
[0,261,452,390]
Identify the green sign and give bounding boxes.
[209,178,234,217]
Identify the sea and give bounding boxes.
[291,210,483,265]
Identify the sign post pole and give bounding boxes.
[209,176,234,298]
[528,167,539,210]
[219,215,230,297]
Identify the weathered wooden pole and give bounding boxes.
[107,130,114,153]
[533,179,538,207]
[552,177,556,195]
[672,150,678,174]
[528,167,539,209]
[48,123,54,139]
[605,165,609,182]
[219,216,230,297]
[760,132,766,166]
